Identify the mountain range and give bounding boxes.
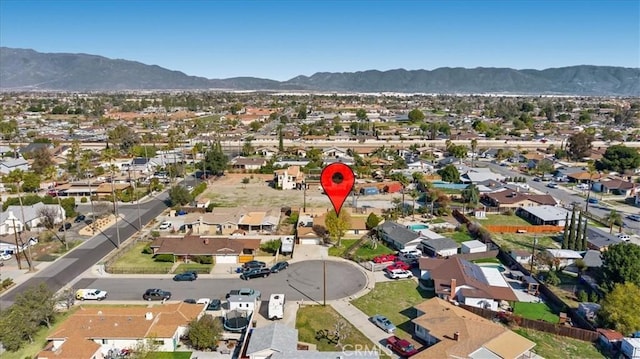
[1,47,639,96]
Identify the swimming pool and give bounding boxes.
[408,224,429,230]
[477,263,506,273]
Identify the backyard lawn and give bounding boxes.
[296,305,390,358]
[147,353,192,359]
[351,280,433,339]
[442,230,474,244]
[478,214,532,226]
[108,241,174,274]
[513,302,560,324]
[514,328,604,359]
[491,234,559,252]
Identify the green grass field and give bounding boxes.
[491,233,559,252]
[146,353,192,359]
[296,305,389,358]
[480,214,532,226]
[442,230,474,244]
[108,241,174,273]
[351,280,433,339]
[513,302,560,324]
[514,328,604,359]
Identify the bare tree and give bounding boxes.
[37,206,67,247]
[54,287,76,311]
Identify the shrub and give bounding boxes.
[154,254,175,262]
[288,212,299,225]
[207,203,215,212]
[241,177,250,184]
[142,245,153,254]
[261,239,282,254]
[589,291,600,303]
[504,209,515,216]
[150,231,160,238]
[545,271,561,286]
[577,290,588,302]
[80,197,88,203]
[192,255,213,264]
[192,182,208,197]
[1,278,14,289]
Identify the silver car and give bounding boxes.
[371,314,396,333]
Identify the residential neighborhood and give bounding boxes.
[1,91,640,359]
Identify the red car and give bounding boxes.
[387,335,418,357]
[386,261,411,271]
[373,254,397,263]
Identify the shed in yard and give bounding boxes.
[461,240,487,254]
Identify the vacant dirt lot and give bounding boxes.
[202,173,331,209]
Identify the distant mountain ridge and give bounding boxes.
[1,47,639,95]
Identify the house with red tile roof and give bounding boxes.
[36,303,205,359]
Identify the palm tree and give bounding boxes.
[584,161,598,213]
[409,188,421,220]
[470,138,478,167]
[604,210,623,234]
[79,150,97,233]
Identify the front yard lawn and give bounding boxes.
[479,214,532,226]
[296,305,389,358]
[353,241,395,261]
[108,241,173,274]
[351,280,433,339]
[514,328,604,359]
[328,239,357,257]
[513,302,559,324]
[173,262,213,274]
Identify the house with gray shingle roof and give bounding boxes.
[0,156,29,175]
[245,323,379,359]
[420,237,459,257]
[376,221,421,250]
[0,202,65,235]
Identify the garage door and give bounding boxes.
[299,238,321,245]
[215,255,237,264]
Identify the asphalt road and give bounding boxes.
[0,192,172,308]
[73,260,367,303]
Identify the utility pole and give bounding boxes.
[303,181,307,213]
[530,236,537,272]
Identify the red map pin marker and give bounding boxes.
[320,163,355,215]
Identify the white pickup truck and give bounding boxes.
[75,289,108,301]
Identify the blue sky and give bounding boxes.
[1,0,639,80]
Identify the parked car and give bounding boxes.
[386,261,411,272]
[58,222,72,232]
[373,254,397,263]
[74,214,86,223]
[387,335,419,357]
[226,288,261,299]
[206,299,222,311]
[158,221,172,230]
[75,289,108,301]
[371,314,396,333]
[182,270,199,279]
[173,273,197,281]
[533,177,541,182]
[143,289,172,301]
[387,269,413,279]
[270,261,289,273]
[0,252,12,261]
[183,298,197,304]
[587,198,598,204]
[242,260,266,270]
[617,234,631,242]
[240,268,271,280]
[547,182,559,189]
[627,214,640,222]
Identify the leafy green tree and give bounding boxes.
[260,239,282,254]
[203,141,229,176]
[241,138,255,156]
[604,209,623,234]
[14,283,56,328]
[168,186,192,207]
[408,108,425,123]
[437,164,460,183]
[108,124,140,153]
[22,172,41,193]
[599,282,640,335]
[596,145,640,174]
[325,209,351,247]
[30,147,54,175]
[187,314,223,350]
[566,132,594,161]
[365,212,381,230]
[461,184,480,207]
[356,108,368,121]
[601,242,640,291]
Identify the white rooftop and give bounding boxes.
[479,267,510,287]
[462,240,486,249]
[547,249,583,259]
[520,205,569,221]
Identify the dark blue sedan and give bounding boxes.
[173,273,196,281]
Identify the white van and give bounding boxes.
[268,293,285,320]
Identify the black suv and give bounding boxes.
[58,222,72,232]
[242,261,266,270]
[240,268,271,280]
[143,289,172,301]
[74,215,86,223]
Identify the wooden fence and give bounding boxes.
[484,225,564,234]
[459,304,599,342]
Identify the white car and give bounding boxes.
[617,234,631,242]
[388,269,413,279]
[75,289,108,300]
[158,221,172,230]
[399,249,421,257]
[0,252,12,261]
